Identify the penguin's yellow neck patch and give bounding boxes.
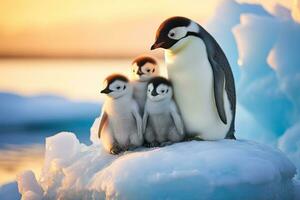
[167,37,192,55]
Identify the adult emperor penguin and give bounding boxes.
[151,16,236,140]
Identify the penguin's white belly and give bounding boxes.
[166,39,232,140]
[105,100,137,146]
[110,115,136,146]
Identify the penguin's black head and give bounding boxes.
[131,56,159,81]
[101,74,130,99]
[151,16,200,51]
[147,77,173,102]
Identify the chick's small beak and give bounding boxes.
[137,68,144,76]
[151,90,159,96]
[101,88,112,94]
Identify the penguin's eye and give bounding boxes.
[123,85,126,90]
[152,69,155,73]
[168,31,175,38]
[166,89,169,93]
[161,90,165,93]
[168,27,188,40]
[147,69,151,73]
[116,86,121,90]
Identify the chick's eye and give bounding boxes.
[152,69,155,72]
[147,69,150,72]
[161,90,165,93]
[116,86,121,90]
[169,32,175,37]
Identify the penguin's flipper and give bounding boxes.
[202,28,236,133]
[210,60,227,124]
[131,103,143,138]
[142,112,149,134]
[98,111,108,138]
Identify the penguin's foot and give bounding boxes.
[225,134,236,140]
[110,144,122,155]
[143,142,151,148]
[160,141,173,147]
[184,136,203,142]
[127,145,138,151]
[144,141,160,148]
[150,141,160,147]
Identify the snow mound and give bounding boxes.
[17,132,297,200]
[279,122,300,179]
[17,171,43,199]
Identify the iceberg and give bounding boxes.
[0,92,99,128]
[279,122,300,180]
[17,130,298,200]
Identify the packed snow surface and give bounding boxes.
[18,132,297,200]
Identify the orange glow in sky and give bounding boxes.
[0,0,296,100]
[0,59,132,101]
[0,0,220,100]
[0,0,220,57]
[0,0,294,57]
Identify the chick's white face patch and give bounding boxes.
[141,63,158,75]
[105,80,129,98]
[157,84,169,95]
[132,63,159,82]
[147,83,172,101]
[109,80,126,92]
[147,83,154,94]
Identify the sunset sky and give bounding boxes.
[0,0,218,57]
[0,0,296,58]
[0,0,298,101]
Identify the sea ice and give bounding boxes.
[17,131,298,200]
